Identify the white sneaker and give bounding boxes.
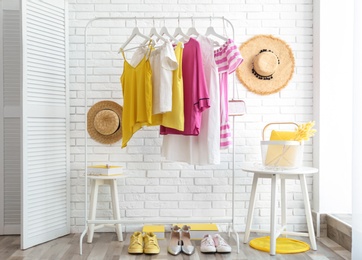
[212,234,232,253]
[200,234,216,253]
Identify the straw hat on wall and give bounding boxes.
[236,35,295,95]
[87,100,122,144]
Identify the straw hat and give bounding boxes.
[236,35,295,95]
[87,101,122,144]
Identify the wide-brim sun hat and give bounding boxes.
[236,35,295,95]
[87,100,123,144]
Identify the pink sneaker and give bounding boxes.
[200,234,216,253]
[212,234,231,253]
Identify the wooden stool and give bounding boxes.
[87,175,123,243]
[241,164,318,255]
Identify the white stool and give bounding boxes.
[87,175,124,243]
[241,164,318,255]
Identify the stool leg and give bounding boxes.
[270,174,278,256]
[110,179,123,241]
[87,179,99,243]
[244,174,259,244]
[299,174,317,250]
[281,178,287,237]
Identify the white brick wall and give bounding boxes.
[69,0,314,233]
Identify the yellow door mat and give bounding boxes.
[249,236,310,254]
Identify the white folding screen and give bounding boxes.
[21,0,69,249]
[0,0,22,235]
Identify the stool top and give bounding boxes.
[241,163,318,175]
[87,174,127,180]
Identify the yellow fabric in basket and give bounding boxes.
[249,236,310,254]
[265,130,299,167]
[270,130,296,141]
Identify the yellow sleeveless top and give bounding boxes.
[160,42,184,131]
[120,48,153,148]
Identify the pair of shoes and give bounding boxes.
[167,225,195,255]
[200,234,232,253]
[128,231,160,254]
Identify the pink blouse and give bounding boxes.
[160,38,209,136]
[214,39,243,149]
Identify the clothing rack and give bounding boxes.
[80,16,245,255]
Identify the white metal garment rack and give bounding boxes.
[80,16,245,255]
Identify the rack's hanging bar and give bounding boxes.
[85,16,234,39]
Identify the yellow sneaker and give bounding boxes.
[128,231,143,254]
[143,232,160,254]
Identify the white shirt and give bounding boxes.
[130,41,178,114]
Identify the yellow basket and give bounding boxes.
[261,122,303,169]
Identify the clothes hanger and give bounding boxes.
[205,17,228,47]
[173,16,190,41]
[205,17,227,40]
[119,18,153,52]
[142,18,168,45]
[185,17,199,37]
[159,18,179,44]
[205,25,228,41]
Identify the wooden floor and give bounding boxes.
[0,232,351,260]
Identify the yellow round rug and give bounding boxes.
[249,236,310,254]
